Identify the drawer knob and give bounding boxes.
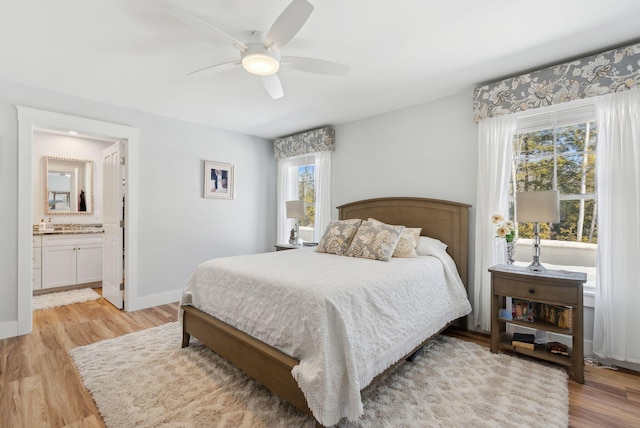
[529,288,535,294]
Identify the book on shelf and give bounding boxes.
[511,341,535,350]
[510,300,573,330]
[548,341,570,356]
[532,302,573,330]
[512,299,535,322]
[512,332,535,343]
[511,332,536,350]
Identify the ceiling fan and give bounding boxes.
[167,0,348,99]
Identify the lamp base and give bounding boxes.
[527,260,546,272]
[528,222,545,272]
[288,224,301,246]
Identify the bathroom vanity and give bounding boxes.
[33,226,103,294]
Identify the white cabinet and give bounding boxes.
[41,234,103,289]
[76,243,103,284]
[33,236,42,290]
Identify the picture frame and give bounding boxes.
[203,160,234,199]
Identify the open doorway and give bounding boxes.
[31,130,119,307]
[16,106,139,336]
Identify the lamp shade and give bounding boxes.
[516,190,560,223]
[285,200,305,218]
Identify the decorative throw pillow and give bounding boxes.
[316,219,362,255]
[367,218,421,258]
[345,220,405,262]
[416,236,449,257]
[393,227,422,258]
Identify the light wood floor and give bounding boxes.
[1,297,639,428]
[1,295,179,428]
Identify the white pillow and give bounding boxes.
[416,236,448,257]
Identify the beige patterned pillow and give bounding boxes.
[368,218,421,258]
[316,219,362,255]
[345,220,405,262]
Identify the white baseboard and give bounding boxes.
[584,339,593,355]
[125,289,182,312]
[0,320,18,340]
[584,338,640,373]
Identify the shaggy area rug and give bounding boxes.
[70,322,568,428]
[32,287,101,310]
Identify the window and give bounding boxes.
[511,103,597,287]
[277,151,330,244]
[297,164,315,239]
[512,122,597,242]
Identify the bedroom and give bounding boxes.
[1,0,640,426]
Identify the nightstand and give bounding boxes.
[489,264,587,383]
[274,243,301,251]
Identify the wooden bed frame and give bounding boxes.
[181,197,470,426]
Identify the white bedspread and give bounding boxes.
[182,247,471,426]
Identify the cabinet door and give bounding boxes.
[33,268,42,290]
[33,248,42,268]
[42,244,77,288]
[76,243,103,284]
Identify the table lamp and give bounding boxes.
[515,190,560,272]
[285,200,305,246]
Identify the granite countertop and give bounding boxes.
[33,223,104,236]
[34,229,104,235]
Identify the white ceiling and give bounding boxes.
[1,0,639,139]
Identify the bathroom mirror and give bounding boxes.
[44,156,94,215]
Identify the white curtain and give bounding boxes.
[313,151,332,242]
[593,88,640,363]
[277,152,332,244]
[277,156,300,244]
[473,114,516,331]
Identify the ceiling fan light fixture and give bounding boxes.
[242,52,280,76]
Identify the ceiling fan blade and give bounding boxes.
[281,56,349,76]
[186,60,241,77]
[264,0,314,50]
[262,74,284,99]
[166,6,248,51]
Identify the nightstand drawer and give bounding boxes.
[493,276,578,305]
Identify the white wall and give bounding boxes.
[0,78,275,337]
[333,92,477,207]
[332,91,478,326]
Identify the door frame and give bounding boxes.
[16,106,139,335]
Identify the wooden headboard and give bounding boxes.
[337,197,471,288]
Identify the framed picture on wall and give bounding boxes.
[203,160,234,199]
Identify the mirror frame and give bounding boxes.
[43,156,94,215]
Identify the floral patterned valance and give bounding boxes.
[274,127,335,161]
[473,41,640,122]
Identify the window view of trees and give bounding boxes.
[511,122,597,243]
[298,165,315,228]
